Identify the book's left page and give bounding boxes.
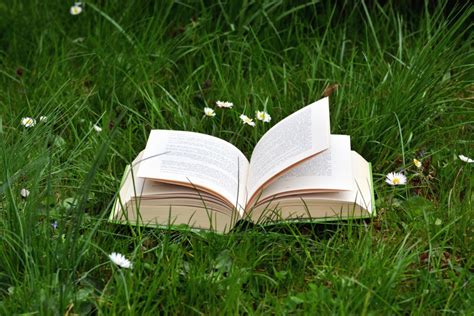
[111,151,237,233]
[137,130,249,215]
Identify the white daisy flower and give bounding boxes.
[20,188,30,198]
[385,172,407,186]
[39,116,48,122]
[204,107,216,117]
[108,252,133,269]
[216,100,233,108]
[458,154,473,163]
[21,117,36,128]
[70,4,82,15]
[240,114,255,127]
[72,37,85,43]
[256,110,271,123]
[413,158,422,169]
[93,124,102,132]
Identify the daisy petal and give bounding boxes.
[240,114,255,127]
[20,188,30,198]
[108,252,133,269]
[216,100,233,108]
[204,107,216,117]
[458,154,473,163]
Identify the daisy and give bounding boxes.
[39,116,48,122]
[240,114,255,127]
[20,188,30,198]
[385,172,406,186]
[204,107,216,117]
[109,252,133,269]
[72,37,85,43]
[70,3,82,15]
[413,158,422,169]
[458,155,473,163]
[256,110,271,123]
[216,100,233,108]
[93,124,102,132]
[21,117,36,128]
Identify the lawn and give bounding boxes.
[0,1,472,314]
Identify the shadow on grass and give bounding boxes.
[107,218,372,242]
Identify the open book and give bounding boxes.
[110,98,375,233]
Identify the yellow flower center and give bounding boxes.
[393,178,400,185]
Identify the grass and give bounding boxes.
[0,0,473,314]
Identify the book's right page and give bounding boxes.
[249,151,374,223]
[253,134,353,205]
[246,97,331,206]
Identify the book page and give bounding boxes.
[137,130,249,214]
[255,135,353,204]
[112,151,236,232]
[285,151,373,214]
[246,97,330,204]
[122,204,234,233]
[136,180,235,210]
[249,150,373,223]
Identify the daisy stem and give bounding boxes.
[117,268,132,312]
[219,110,224,136]
[388,188,395,211]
